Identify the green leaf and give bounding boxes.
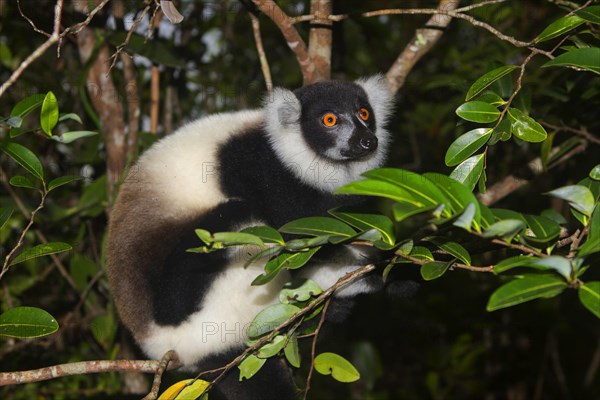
[336,179,420,205]
[487,274,568,311]
[531,256,572,280]
[541,209,567,225]
[425,238,471,265]
[157,379,209,400]
[285,237,329,250]
[9,242,72,267]
[253,248,321,285]
[0,142,44,181]
[9,175,36,190]
[547,185,595,216]
[238,354,266,380]
[445,128,493,167]
[279,217,356,238]
[6,116,22,128]
[10,94,45,118]
[58,112,83,124]
[476,92,506,106]
[576,5,600,24]
[547,137,585,166]
[536,14,585,43]
[590,164,600,180]
[241,226,285,245]
[424,173,481,225]
[479,204,496,228]
[489,118,512,145]
[455,101,501,123]
[279,279,323,303]
[213,232,265,248]
[395,240,414,256]
[449,154,485,191]
[257,335,287,358]
[284,334,301,368]
[314,352,361,383]
[49,130,98,144]
[40,91,59,136]
[453,202,477,232]
[507,108,548,143]
[465,66,518,101]
[541,131,555,169]
[0,306,59,338]
[0,207,14,230]
[493,255,539,274]
[578,282,600,319]
[194,229,212,245]
[363,168,450,209]
[523,214,561,244]
[329,210,395,245]
[578,205,600,257]
[482,219,525,241]
[392,202,435,222]
[247,303,300,338]
[420,260,453,281]
[47,175,83,191]
[410,246,434,261]
[542,48,600,75]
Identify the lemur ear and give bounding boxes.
[355,74,395,127]
[264,88,301,128]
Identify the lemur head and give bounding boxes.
[265,75,394,191]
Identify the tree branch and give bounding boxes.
[478,141,587,206]
[0,359,182,386]
[252,0,316,84]
[385,0,460,94]
[307,0,332,81]
[249,12,273,92]
[76,27,128,209]
[1,0,111,99]
[142,350,182,400]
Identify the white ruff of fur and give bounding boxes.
[264,75,394,193]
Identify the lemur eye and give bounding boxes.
[322,113,337,127]
[359,108,370,121]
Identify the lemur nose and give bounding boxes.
[359,136,378,151]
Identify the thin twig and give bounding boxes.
[584,339,600,388]
[1,0,111,99]
[540,121,600,145]
[385,0,460,94]
[249,12,273,92]
[17,0,51,37]
[142,350,183,400]
[303,299,331,400]
[109,5,151,71]
[0,174,47,282]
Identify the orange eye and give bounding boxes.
[322,113,337,127]
[359,108,370,121]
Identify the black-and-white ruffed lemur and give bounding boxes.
[106,76,394,399]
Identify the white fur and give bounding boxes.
[264,76,394,193]
[133,110,263,220]
[142,261,291,368]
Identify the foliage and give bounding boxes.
[1,1,599,399]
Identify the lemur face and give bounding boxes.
[294,81,379,162]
